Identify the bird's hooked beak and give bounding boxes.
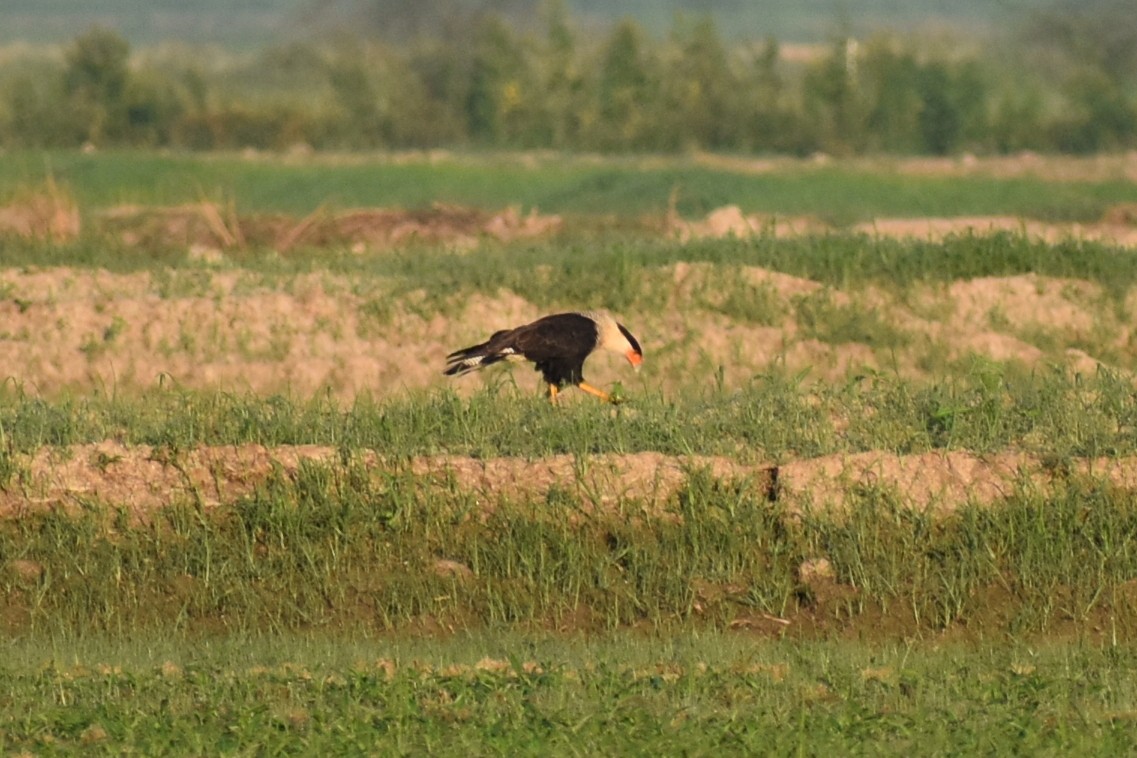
[626,349,643,371]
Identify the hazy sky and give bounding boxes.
[0,0,1032,47]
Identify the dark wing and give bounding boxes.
[510,313,598,385]
[444,313,598,385]
[443,329,515,375]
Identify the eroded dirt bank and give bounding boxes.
[5,443,1136,520]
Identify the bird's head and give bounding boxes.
[588,310,644,370]
[617,323,643,370]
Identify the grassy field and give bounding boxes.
[5,449,1137,636]
[3,149,1137,752]
[4,150,1137,222]
[3,634,1135,755]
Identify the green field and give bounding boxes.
[2,149,1137,752]
[3,634,1136,755]
[5,150,1137,222]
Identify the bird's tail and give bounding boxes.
[443,331,511,376]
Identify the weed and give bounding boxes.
[2,458,1137,643]
[794,290,911,349]
[0,633,1135,754]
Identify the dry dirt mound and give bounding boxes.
[6,443,1137,521]
[99,202,562,252]
[0,263,1131,399]
[854,216,1137,247]
[669,260,822,301]
[0,183,80,243]
[673,206,1137,248]
[670,205,826,241]
[905,274,1115,369]
[688,151,1137,183]
[1103,203,1137,225]
[890,151,1137,183]
[0,269,541,399]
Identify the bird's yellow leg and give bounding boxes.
[547,383,559,404]
[577,381,611,403]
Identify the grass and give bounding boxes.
[6,225,1137,303]
[0,449,1115,741]
[2,632,1137,755]
[4,150,1137,221]
[794,290,912,348]
[4,439,1137,639]
[4,463,1137,754]
[3,151,1137,751]
[1,363,1135,459]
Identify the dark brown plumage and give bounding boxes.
[444,310,642,402]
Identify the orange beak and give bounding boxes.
[626,350,643,370]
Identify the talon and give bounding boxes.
[577,381,611,403]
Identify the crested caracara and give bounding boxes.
[443,310,643,403]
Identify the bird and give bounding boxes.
[443,310,643,403]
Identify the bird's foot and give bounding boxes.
[578,381,619,404]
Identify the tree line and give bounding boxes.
[1,5,1134,155]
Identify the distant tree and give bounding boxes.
[1021,0,1137,87]
[591,19,656,150]
[1016,0,1136,152]
[802,36,866,154]
[63,26,131,144]
[1050,68,1136,152]
[465,14,530,144]
[406,37,470,138]
[989,88,1047,153]
[538,0,582,148]
[326,42,391,148]
[916,63,960,155]
[1,74,72,147]
[738,37,814,154]
[752,37,782,105]
[660,16,737,150]
[122,70,187,148]
[6,2,1132,155]
[949,60,989,151]
[860,39,921,152]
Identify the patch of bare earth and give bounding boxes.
[889,274,1117,371]
[0,183,80,243]
[98,202,562,252]
[673,205,1137,248]
[890,151,1137,183]
[6,444,1137,522]
[687,151,1137,184]
[853,216,1137,248]
[2,187,1135,396]
[0,267,543,398]
[670,205,827,241]
[0,258,1130,397]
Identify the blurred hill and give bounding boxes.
[1,0,1038,47]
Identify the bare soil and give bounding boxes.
[689,149,1137,183]
[671,207,1137,248]
[5,443,1136,521]
[0,250,1129,398]
[99,201,563,252]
